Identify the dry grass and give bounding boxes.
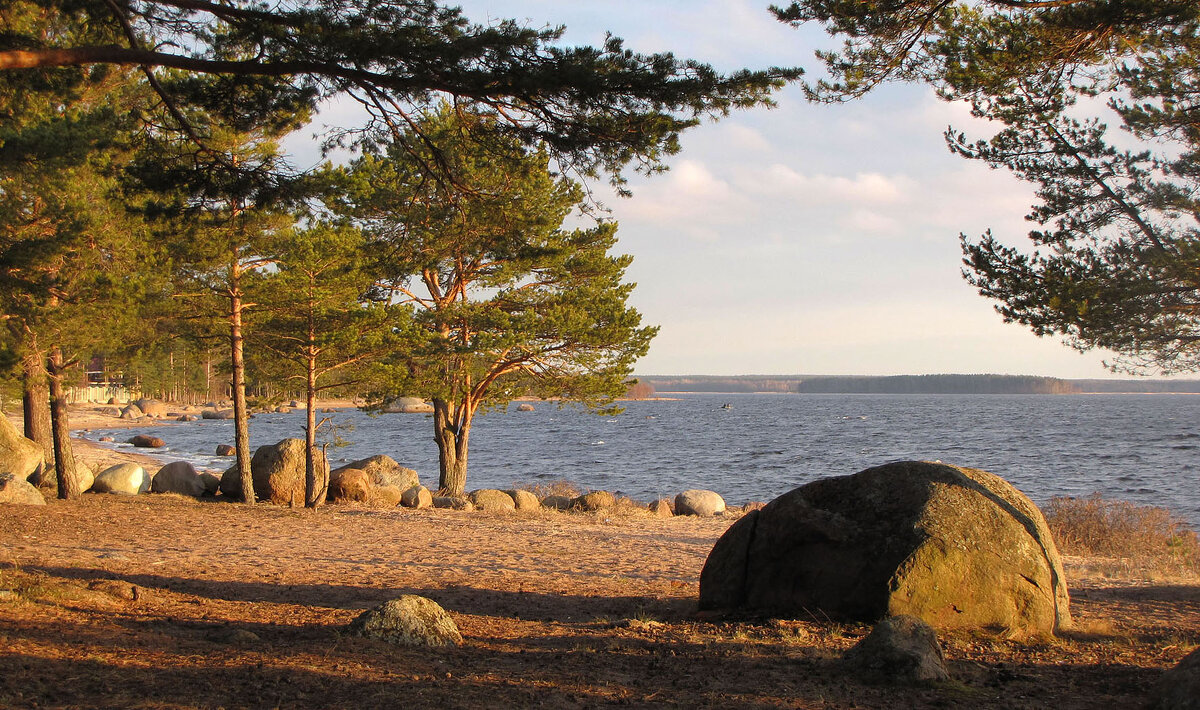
[1045,494,1200,578]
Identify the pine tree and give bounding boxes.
[334,108,656,495]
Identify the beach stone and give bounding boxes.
[177,414,198,422]
[0,472,46,505]
[128,434,165,448]
[572,490,616,512]
[219,465,242,498]
[99,436,115,443]
[329,467,372,502]
[541,495,574,511]
[0,415,43,481]
[99,407,120,417]
[433,495,474,511]
[1150,647,1200,710]
[370,485,404,507]
[649,498,674,517]
[92,463,150,495]
[333,455,418,490]
[505,489,540,511]
[699,461,1071,635]
[215,444,235,456]
[119,404,143,420]
[249,438,324,506]
[470,488,517,513]
[675,489,726,516]
[845,615,950,684]
[383,397,434,413]
[133,399,167,417]
[516,403,535,412]
[151,461,205,497]
[346,595,462,647]
[401,485,433,509]
[201,408,235,420]
[198,472,221,495]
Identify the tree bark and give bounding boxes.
[230,280,255,504]
[304,356,327,507]
[433,398,471,496]
[47,347,82,499]
[21,346,53,468]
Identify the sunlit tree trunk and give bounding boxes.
[229,264,254,504]
[433,398,471,496]
[47,347,82,499]
[21,342,53,468]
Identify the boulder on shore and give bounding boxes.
[1150,647,1200,710]
[329,467,371,502]
[572,490,616,512]
[0,416,43,481]
[698,461,1071,636]
[675,489,726,516]
[133,399,167,417]
[250,438,326,506]
[151,461,205,497]
[346,595,462,647]
[504,489,540,511]
[0,472,45,505]
[470,489,517,513]
[401,485,433,509]
[383,397,434,414]
[844,615,950,684]
[92,463,150,496]
[128,434,165,448]
[332,455,418,491]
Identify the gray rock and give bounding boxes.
[201,409,235,420]
[470,489,517,513]
[541,495,574,511]
[516,403,536,412]
[133,399,167,417]
[504,489,540,511]
[119,404,143,420]
[151,461,205,497]
[1150,647,1200,710]
[383,397,434,414]
[432,495,474,511]
[401,485,433,509]
[215,444,235,456]
[198,472,221,495]
[845,615,950,684]
[675,489,726,516]
[92,463,150,495]
[0,472,46,505]
[346,595,462,647]
[0,416,43,481]
[699,461,1072,636]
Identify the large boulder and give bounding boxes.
[1150,647,1200,710]
[0,472,45,505]
[699,461,1071,636]
[505,489,541,511]
[92,463,150,495]
[470,489,517,513]
[401,485,433,509]
[201,408,235,420]
[346,595,462,647]
[0,416,43,481]
[249,438,325,506]
[329,467,372,502]
[151,461,205,497]
[119,404,143,420]
[128,434,165,448]
[332,455,419,491]
[675,489,726,516]
[572,490,616,512]
[133,399,167,417]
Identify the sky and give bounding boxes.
[285,0,1131,379]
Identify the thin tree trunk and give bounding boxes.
[304,356,327,507]
[47,347,82,499]
[21,345,53,468]
[230,280,254,504]
[433,398,471,496]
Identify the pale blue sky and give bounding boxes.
[289,1,1127,378]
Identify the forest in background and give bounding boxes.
[637,374,1200,395]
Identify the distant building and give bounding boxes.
[68,355,134,404]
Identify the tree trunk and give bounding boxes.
[21,345,53,468]
[47,347,82,499]
[304,357,326,507]
[230,283,254,504]
[433,398,471,496]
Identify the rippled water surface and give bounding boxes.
[83,393,1200,525]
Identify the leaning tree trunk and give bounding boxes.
[21,345,53,468]
[229,283,254,504]
[46,347,82,499]
[433,398,471,496]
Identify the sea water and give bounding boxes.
[80,392,1200,526]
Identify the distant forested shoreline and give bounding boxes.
[636,374,1200,395]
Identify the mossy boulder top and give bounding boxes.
[699,461,1071,636]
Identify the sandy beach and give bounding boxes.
[1,403,1198,708]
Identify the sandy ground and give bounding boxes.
[0,404,1198,708]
